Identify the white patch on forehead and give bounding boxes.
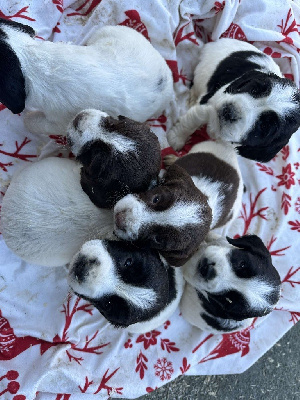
[68,109,136,156]
[114,194,204,240]
[192,176,229,229]
[117,283,157,309]
[266,83,298,114]
[143,201,203,228]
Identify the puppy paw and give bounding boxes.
[167,128,186,151]
[163,154,178,168]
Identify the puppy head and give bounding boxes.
[68,239,173,328]
[67,109,161,208]
[113,164,212,266]
[0,18,35,113]
[205,69,300,162]
[182,234,281,322]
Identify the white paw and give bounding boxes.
[167,127,187,151]
[163,154,178,167]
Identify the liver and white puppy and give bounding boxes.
[167,38,300,162]
[67,109,161,208]
[0,19,173,135]
[1,158,114,267]
[68,239,183,333]
[181,233,281,333]
[113,141,243,266]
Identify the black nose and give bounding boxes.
[115,211,127,231]
[72,255,89,283]
[198,257,216,280]
[220,103,238,123]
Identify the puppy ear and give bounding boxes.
[236,140,289,162]
[0,42,26,113]
[226,235,270,258]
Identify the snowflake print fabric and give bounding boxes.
[0,0,299,399]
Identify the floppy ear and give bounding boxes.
[226,235,270,258]
[0,41,26,113]
[236,139,289,162]
[162,163,196,190]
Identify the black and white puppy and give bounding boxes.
[67,109,161,208]
[113,141,243,266]
[0,18,173,134]
[68,239,183,333]
[167,38,300,162]
[181,233,281,333]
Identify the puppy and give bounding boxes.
[0,19,173,134]
[68,239,184,333]
[67,109,161,208]
[1,157,114,267]
[113,141,243,266]
[167,38,300,162]
[180,233,281,333]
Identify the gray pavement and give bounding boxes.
[116,322,300,400]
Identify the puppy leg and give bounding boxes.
[24,111,63,135]
[167,104,210,150]
[163,154,178,168]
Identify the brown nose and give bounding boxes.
[115,211,127,231]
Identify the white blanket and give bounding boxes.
[0,0,299,399]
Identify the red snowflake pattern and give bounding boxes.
[281,192,292,215]
[288,220,300,232]
[180,357,191,374]
[277,9,298,45]
[154,357,174,381]
[136,330,160,350]
[263,47,281,58]
[276,164,295,189]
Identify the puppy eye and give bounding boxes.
[105,300,113,311]
[238,261,246,269]
[124,258,133,268]
[152,195,160,204]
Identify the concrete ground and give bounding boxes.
[116,322,300,400]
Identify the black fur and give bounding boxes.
[200,51,265,105]
[73,240,178,328]
[76,116,161,208]
[0,18,34,113]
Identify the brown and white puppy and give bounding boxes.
[113,141,243,266]
[67,109,161,208]
[181,233,281,333]
[68,239,184,333]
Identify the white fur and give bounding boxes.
[129,268,184,333]
[3,24,173,134]
[67,109,136,156]
[114,194,204,241]
[1,158,115,267]
[167,38,298,150]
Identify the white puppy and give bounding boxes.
[167,38,300,162]
[1,158,114,267]
[0,18,173,134]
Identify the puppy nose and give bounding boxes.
[220,103,237,123]
[198,257,216,280]
[72,255,89,283]
[115,211,127,232]
[73,111,89,130]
